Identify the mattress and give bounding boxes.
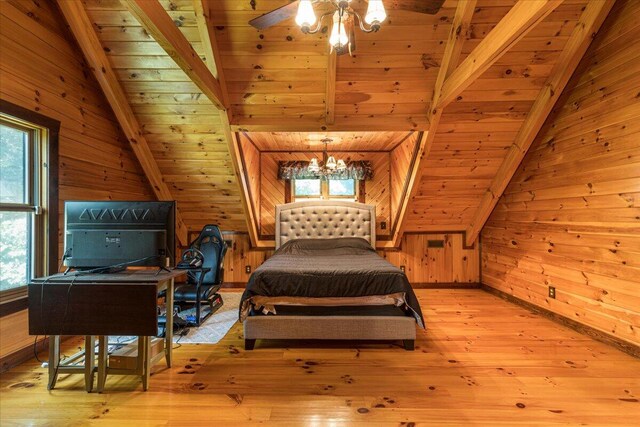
[239,237,425,328]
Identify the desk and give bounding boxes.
[29,269,186,391]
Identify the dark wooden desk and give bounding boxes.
[29,269,186,391]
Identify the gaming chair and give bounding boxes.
[173,225,227,325]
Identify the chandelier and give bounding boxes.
[308,138,347,175]
[295,0,387,55]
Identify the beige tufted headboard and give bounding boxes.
[275,200,376,249]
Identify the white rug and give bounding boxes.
[173,291,241,344]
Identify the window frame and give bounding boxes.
[0,100,59,306]
[292,178,359,201]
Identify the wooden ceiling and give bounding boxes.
[57,0,613,247]
[244,131,414,152]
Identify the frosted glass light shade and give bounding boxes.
[365,0,387,25]
[308,157,321,172]
[295,0,317,27]
[329,11,349,48]
[336,159,347,171]
[326,155,337,170]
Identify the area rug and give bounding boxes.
[173,291,241,344]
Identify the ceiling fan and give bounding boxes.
[249,0,446,55]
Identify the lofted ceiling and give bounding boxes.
[59,0,612,247]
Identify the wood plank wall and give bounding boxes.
[381,233,479,284]
[481,0,640,346]
[0,0,153,359]
[259,152,392,239]
[221,232,479,285]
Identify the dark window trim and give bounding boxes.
[0,100,59,313]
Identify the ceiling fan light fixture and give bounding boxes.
[365,0,387,28]
[329,11,349,52]
[295,0,317,30]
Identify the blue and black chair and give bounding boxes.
[174,225,227,325]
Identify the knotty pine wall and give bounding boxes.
[222,232,479,285]
[481,0,640,346]
[0,0,153,360]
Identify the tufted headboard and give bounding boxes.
[275,200,376,249]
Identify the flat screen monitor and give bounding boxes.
[63,201,176,270]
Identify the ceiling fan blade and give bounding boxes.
[249,1,300,30]
[387,0,446,15]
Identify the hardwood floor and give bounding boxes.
[1,289,638,425]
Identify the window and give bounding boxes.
[0,104,56,299]
[328,179,356,197]
[293,179,322,197]
[293,178,358,200]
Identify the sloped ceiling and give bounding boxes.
[68,0,607,246]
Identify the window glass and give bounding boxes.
[0,124,28,204]
[294,179,321,197]
[328,179,355,196]
[0,211,30,290]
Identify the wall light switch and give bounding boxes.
[380,221,387,230]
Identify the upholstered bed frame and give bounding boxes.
[243,200,416,350]
[275,200,376,249]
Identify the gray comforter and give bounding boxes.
[240,238,425,327]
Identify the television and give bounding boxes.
[63,201,176,270]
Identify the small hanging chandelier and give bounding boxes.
[308,138,347,175]
[295,0,387,55]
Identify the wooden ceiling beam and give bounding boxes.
[464,0,615,247]
[231,116,430,132]
[56,0,189,246]
[122,0,227,111]
[220,116,263,247]
[437,0,562,109]
[192,0,229,106]
[325,52,337,125]
[392,0,477,247]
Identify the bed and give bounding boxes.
[240,200,425,350]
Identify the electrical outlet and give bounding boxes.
[380,221,387,230]
[548,286,556,299]
[400,265,405,273]
[245,265,251,274]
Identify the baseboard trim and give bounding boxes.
[481,285,640,359]
[411,282,480,289]
[0,336,48,373]
[221,282,247,289]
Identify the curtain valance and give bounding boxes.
[277,160,373,180]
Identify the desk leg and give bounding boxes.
[84,336,95,392]
[141,336,151,391]
[97,336,108,393]
[165,278,174,368]
[47,335,60,390]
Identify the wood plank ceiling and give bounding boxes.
[71,0,604,245]
[83,0,247,232]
